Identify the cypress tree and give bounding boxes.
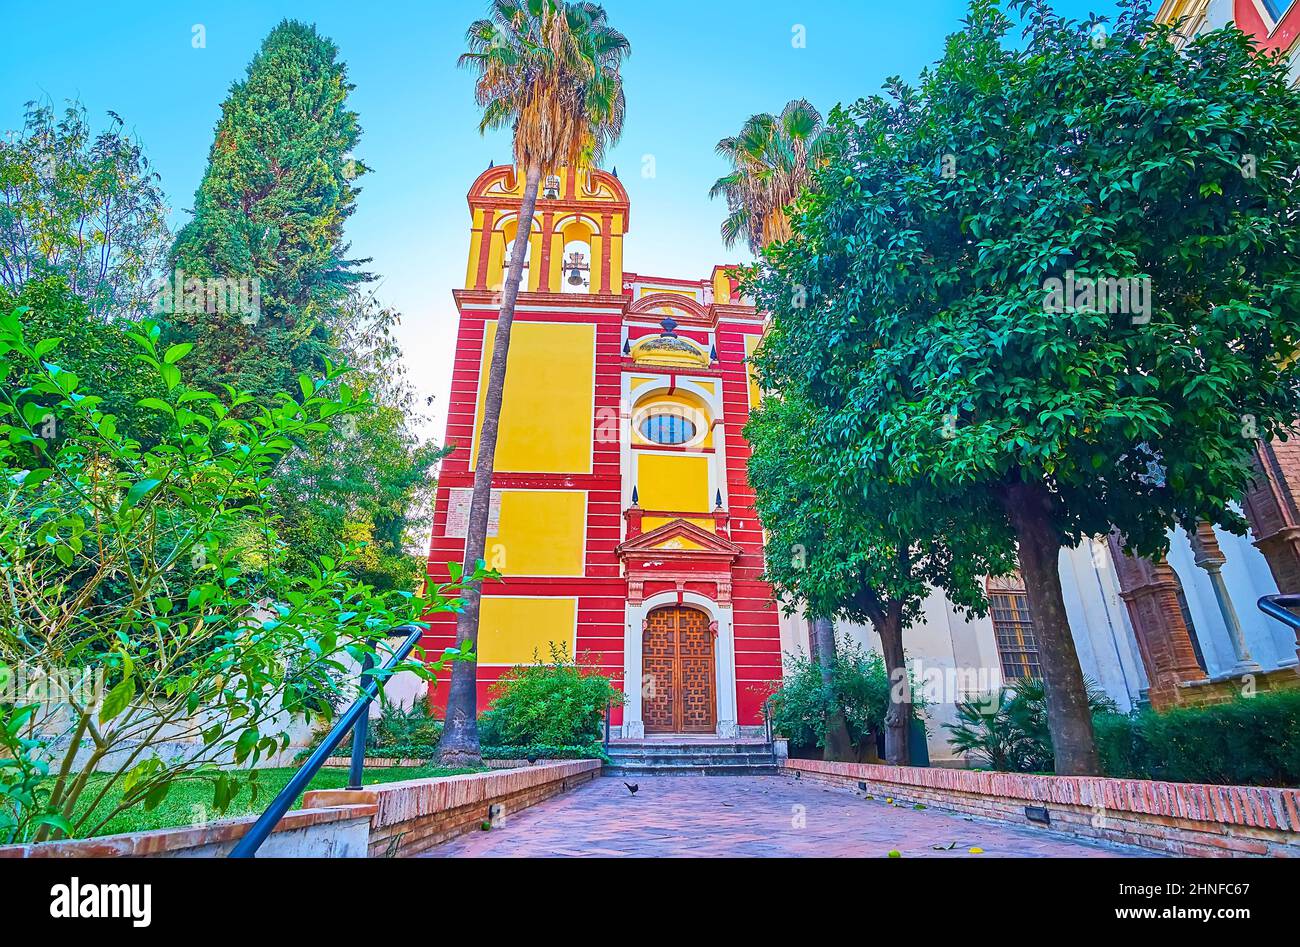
[167,19,368,400]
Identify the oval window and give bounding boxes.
[639,412,697,445]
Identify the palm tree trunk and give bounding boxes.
[874,607,911,766]
[436,162,543,768]
[812,616,854,762]
[998,478,1100,776]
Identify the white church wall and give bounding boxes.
[786,517,1293,765]
[1057,541,1148,711]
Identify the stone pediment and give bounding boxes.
[617,518,742,560]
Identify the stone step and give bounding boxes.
[602,763,780,777]
[606,742,771,756]
[605,751,776,766]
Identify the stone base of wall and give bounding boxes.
[1176,665,1300,708]
[0,804,376,858]
[304,759,601,857]
[785,759,1300,857]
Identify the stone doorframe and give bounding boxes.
[622,589,737,739]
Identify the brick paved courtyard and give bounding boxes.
[425,775,1153,857]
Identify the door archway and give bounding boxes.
[642,605,716,733]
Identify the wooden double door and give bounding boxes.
[643,606,716,733]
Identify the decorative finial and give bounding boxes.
[715,489,724,510]
[622,338,631,355]
[612,166,618,178]
[660,316,678,337]
[488,160,494,169]
[631,486,639,506]
[709,343,718,361]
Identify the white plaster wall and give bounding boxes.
[1057,541,1148,710]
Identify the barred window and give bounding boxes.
[989,591,1041,681]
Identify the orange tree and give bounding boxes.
[748,0,1300,774]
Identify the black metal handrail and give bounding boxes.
[761,697,776,764]
[228,624,424,858]
[1258,593,1300,631]
[603,698,611,750]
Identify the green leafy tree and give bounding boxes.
[748,392,1013,763]
[0,101,169,317]
[165,22,443,591]
[269,290,448,589]
[766,635,895,762]
[748,0,1300,774]
[0,308,476,843]
[0,275,165,446]
[440,0,629,766]
[166,19,368,403]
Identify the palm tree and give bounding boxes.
[709,98,826,255]
[714,100,842,756]
[437,0,629,766]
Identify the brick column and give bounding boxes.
[1239,436,1300,662]
[1106,532,1208,707]
[1242,437,1300,591]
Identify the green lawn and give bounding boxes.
[73,764,480,838]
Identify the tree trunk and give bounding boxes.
[812,616,854,762]
[999,479,1101,776]
[874,608,911,766]
[436,163,543,768]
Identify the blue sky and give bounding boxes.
[1,0,1143,434]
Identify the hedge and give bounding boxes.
[1094,689,1300,787]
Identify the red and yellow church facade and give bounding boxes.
[423,165,782,737]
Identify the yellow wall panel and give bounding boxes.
[472,321,595,473]
[637,453,710,512]
[488,490,586,577]
[640,286,697,299]
[641,518,715,537]
[477,597,577,665]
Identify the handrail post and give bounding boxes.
[603,698,611,750]
[347,651,376,791]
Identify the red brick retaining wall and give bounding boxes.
[305,759,601,857]
[785,759,1300,857]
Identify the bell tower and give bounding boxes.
[426,162,784,741]
[464,164,630,295]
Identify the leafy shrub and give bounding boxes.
[945,677,1118,773]
[370,695,442,749]
[485,643,623,747]
[767,635,918,759]
[1094,690,1300,787]
[0,311,477,843]
[299,694,444,762]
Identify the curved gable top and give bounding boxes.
[467,164,630,213]
[627,292,708,322]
